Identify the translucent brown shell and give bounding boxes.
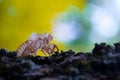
[16,33,59,57]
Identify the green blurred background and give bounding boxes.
[0,0,120,56]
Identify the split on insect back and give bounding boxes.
[16,32,59,57]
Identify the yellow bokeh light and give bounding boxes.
[0,0,86,56]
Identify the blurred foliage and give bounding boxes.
[52,5,92,52]
[0,0,86,56]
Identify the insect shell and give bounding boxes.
[16,33,59,57]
